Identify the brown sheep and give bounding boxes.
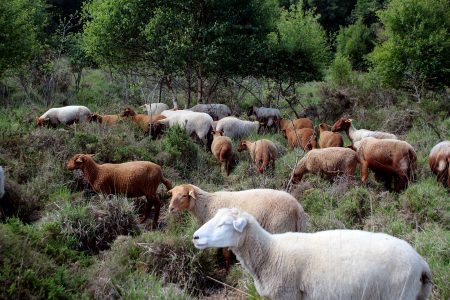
[428,141,450,187]
[88,113,120,125]
[282,127,317,150]
[211,130,233,176]
[351,137,416,192]
[121,107,152,132]
[66,154,172,229]
[292,147,359,183]
[278,118,313,133]
[237,139,277,173]
[318,123,344,148]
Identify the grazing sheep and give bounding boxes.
[152,110,213,146]
[282,127,317,150]
[140,103,169,115]
[0,166,4,199]
[278,118,313,132]
[248,106,282,128]
[428,141,450,187]
[331,118,397,144]
[292,147,359,183]
[37,105,91,127]
[318,123,344,148]
[215,116,260,138]
[121,107,153,132]
[188,103,232,120]
[352,137,417,192]
[88,113,120,125]
[211,131,233,176]
[67,154,172,229]
[237,139,277,173]
[193,208,432,300]
[168,184,307,232]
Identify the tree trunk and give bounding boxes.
[165,75,178,109]
[197,65,203,104]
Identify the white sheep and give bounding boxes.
[37,105,91,127]
[193,208,432,300]
[428,140,450,187]
[188,103,231,120]
[153,110,213,145]
[215,116,260,138]
[331,118,397,144]
[248,106,282,127]
[140,103,169,115]
[0,166,4,199]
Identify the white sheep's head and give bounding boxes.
[193,208,249,250]
[167,184,196,213]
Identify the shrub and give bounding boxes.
[327,54,353,86]
[336,21,373,70]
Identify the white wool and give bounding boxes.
[142,103,169,115]
[215,116,259,138]
[429,141,450,172]
[0,166,4,199]
[39,105,92,125]
[158,111,213,140]
[193,208,432,300]
[348,123,397,143]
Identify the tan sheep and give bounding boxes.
[428,141,450,187]
[292,147,359,183]
[121,107,152,132]
[67,154,172,229]
[211,130,233,176]
[88,113,120,125]
[282,127,317,150]
[278,118,313,132]
[237,139,277,173]
[351,137,417,192]
[318,123,344,148]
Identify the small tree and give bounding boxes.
[336,21,373,70]
[368,0,450,93]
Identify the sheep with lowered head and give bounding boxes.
[188,103,231,120]
[67,154,172,229]
[140,103,169,115]
[88,113,120,125]
[278,118,313,132]
[351,137,416,192]
[318,123,343,148]
[331,118,397,144]
[248,106,282,128]
[37,105,91,127]
[211,130,233,176]
[282,127,317,150]
[237,139,277,173]
[428,140,450,187]
[193,208,432,300]
[215,116,260,138]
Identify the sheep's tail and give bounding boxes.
[408,148,417,182]
[161,176,173,190]
[295,208,309,232]
[417,271,432,300]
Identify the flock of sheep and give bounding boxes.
[1,102,447,299]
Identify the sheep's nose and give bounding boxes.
[193,235,199,240]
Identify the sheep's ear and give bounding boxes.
[188,190,196,199]
[211,130,216,135]
[75,157,83,163]
[167,189,173,196]
[233,217,247,233]
[346,118,353,123]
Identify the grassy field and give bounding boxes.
[0,69,449,299]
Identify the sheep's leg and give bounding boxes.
[151,195,161,230]
[360,161,369,183]
[222,248,232,272]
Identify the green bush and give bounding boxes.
[327,54,353,86]
[336,21,373,70]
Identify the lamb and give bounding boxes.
[188,103,232,120]
[278,118,313,132]
[331,118,397,144]
[88,113,120,125]
[168,184,307,233]
[318,123,343,148]
[152,110,213,145]
[351,137,417,192]
[67,154,172,229]
[37,105,91,127]
[282,127,317,150]
[428,140,450,187]
[211,131,233,176]
[248,106,282,128]
[0,166,4,199]
[292,147,359,183]
[215,116,260,138]
[237,139,277,173]
[193,208,432,300]
[140,103,169,115]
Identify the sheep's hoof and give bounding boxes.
[139,215,148,223]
